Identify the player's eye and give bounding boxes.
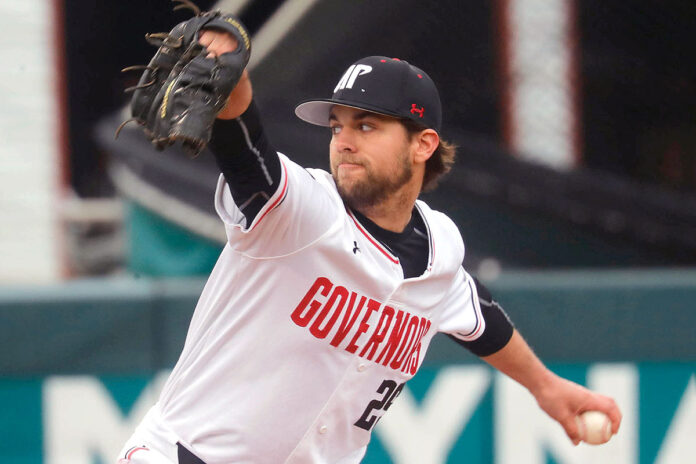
[330,125,342,135]
[359,123,373,132]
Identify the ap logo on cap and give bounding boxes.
[334,64,372,93]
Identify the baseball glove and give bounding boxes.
[118,0,251,156]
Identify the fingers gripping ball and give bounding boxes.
[575,411,613,445]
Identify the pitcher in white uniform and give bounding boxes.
[118,24,622,464]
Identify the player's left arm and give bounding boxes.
[480,329,622,445]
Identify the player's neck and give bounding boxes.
[355,187,418,233]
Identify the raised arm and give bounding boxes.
[198,29,281,225]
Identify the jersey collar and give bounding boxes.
[346,205,436,272]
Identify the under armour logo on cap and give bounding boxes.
[410,104,425,118]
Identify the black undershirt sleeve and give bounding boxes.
[447,276,515,357]
[208,100,281,223]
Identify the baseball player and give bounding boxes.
[118,18,621,464]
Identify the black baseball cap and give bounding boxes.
[295,56,442,133]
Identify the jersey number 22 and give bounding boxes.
[354,379,405,431]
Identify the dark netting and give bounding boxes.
[95,0,696,268]
[579,1,696,192]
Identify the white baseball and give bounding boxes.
[575,411,613,445]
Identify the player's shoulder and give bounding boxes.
[304,165,344,198]
[279,154,331,185]
[416,199,465,256]
[278,154,343,204]
[415,199,461,235]
[304,165,333,185]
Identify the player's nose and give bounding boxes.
[332,127,357,153]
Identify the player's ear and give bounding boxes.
[413,129,439,163]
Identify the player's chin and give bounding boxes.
[336,163,366,183]
[335,179,356,200]
[335,166,365,186]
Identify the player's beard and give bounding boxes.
[333,151,413,211]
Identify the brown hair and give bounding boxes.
[401,119,457,192]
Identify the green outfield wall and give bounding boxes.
[0,269,695,463]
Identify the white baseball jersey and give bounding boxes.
[131,153,484,463]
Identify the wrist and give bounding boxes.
[217,71,253,119]
[527,367,558,400]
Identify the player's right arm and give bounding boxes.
[200,29,340,256]
[200,28,285,227]
[198,30,282,225]
[209,97,282,226]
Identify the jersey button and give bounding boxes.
[357,363,366,372]
[319,425,328,434]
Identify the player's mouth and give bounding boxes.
[337,157,366,168]
[338,162,364,170]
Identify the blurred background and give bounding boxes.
[1,0,695,462]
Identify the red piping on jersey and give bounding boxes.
[250,160,289,231]
[126,446,148,459]
[414,203,435,270]
[468,316,484,339]
[347,209,400,264]
[458,278,484,340]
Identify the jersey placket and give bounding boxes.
[284,356,376,463]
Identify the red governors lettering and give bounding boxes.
[290,277,432,375]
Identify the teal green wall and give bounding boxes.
[1,270,695,463]
[126,203,223,277]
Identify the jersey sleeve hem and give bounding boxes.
[443,274,486,342]
[435,267,487,343]
[214,155,289,234]
[446,277,515,357]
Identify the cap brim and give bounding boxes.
[294,99,404,127]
